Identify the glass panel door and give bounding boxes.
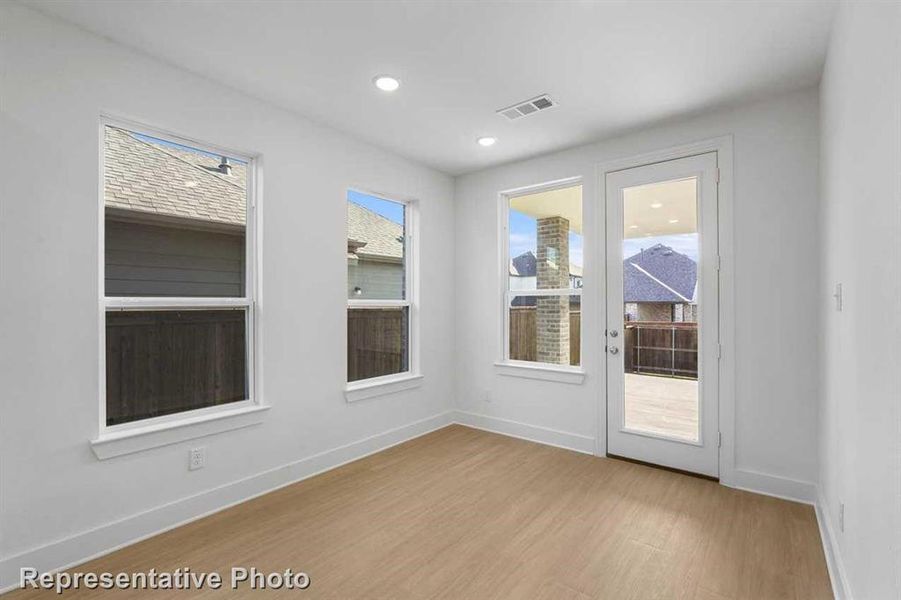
[622,177,700,442]
[605,152,719,477]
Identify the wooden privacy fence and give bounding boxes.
[509,307,581,366]
[105,309,247,426]
[347,307,409,382]
[624,321,698,379]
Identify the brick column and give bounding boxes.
[536,216,570,365]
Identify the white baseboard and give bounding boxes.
[724,468,818,505]
[815,489,851,600]
[452,410,595,455]
[0,411,454,593]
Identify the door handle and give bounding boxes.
[609,346,619,355]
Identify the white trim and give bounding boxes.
[453,411,595,454]
[816,489,851,600]
[104,297,251,310]
[345,190,420,387]
[91,405,270,460]
[346,298,409,308]
[344,373,424,402]
[595,135,736,483]
[97,116,263,443]
[500,175,584,199]
[724,468,817,504]
[603,152,719,477]
[498,177,584,367]
[507,288,582,298]
[0,412,454,592]
[494,361,586,384]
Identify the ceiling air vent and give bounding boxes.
[497,94,557,121]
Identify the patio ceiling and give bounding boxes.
[510,185,582,234]
[623,177,697,239]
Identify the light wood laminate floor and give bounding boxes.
[6,425,831,599]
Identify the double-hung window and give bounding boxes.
[346,190,416,389]
[502,181,583,369]
[101,121,257,430]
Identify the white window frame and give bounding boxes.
[345,189,421,402]
[496,177,585,384]
[92,116,265,459]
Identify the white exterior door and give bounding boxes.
[605,152,720,477]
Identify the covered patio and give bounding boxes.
[623,373,699,442]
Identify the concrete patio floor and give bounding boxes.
[623,373,699,442]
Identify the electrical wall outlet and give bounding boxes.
[839,502,845,532]
[189,447,206,471]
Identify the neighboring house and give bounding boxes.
[346,202,405,299]
[104,126,248,297]
[104,126,405,300]
[509,250,582,289]
[623,244,697,322]
[509,250,582,307]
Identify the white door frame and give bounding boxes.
[595,135,736,485]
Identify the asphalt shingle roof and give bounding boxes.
[509,250,582,278]
[623,244,697,303]
[105,126,403,261]
[346,201,404,261]
[104,126,247,227]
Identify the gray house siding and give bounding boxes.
[347,259,403,299]
[105,219,245,297]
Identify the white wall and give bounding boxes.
[818,2,901,598]
[0,4,455,587]
[454,87,821,496]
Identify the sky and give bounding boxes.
[349,193,698,265]
[132,131,248,164]
[623,233,699,261]
[348,189,405,224]
[509,209,698,267]
[509,209,583,268]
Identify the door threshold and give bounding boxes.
[605,453,719,482]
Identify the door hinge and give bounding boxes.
[715,167,721,183]
[718,432,722,448]
[716,255,722,272]
[717,343,722,360]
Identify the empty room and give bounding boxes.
[1,0,898,598]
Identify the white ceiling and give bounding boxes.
[28,0,835,175]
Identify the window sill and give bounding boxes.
[494,361,586,385]
[91,404,270,460]
[345,373,424,403]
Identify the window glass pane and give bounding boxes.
[104,125,247,297]
[509,185,582,292]
[105,309,248,426]
[622,176,699,441]
[347,306,409,382]
[509,294,580,367]
[347,191,406,300]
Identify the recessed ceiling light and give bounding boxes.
[668,219,679,224]
[650,202,663,209]
[629,225,639,229]
[373,75,400,92]
[477,136,497,147]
